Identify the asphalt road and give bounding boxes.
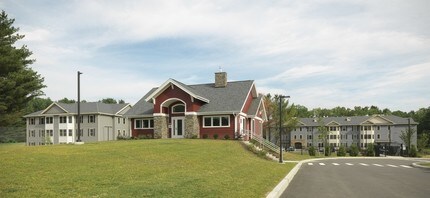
[281,158,430,198]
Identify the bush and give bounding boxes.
[224,134,230,140]
[308,146,316,156]
[366,143,375,156]
[202,134,208,139]
[191,135,198,139]
[337,145,346,156]
[324,145,331,156]
[410,145,417,157]
[349,144,359,156]
[213,134,219,139]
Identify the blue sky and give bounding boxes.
[2,0,430,111]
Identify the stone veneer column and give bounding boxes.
[185,114,200,138]
[153,115,168,139]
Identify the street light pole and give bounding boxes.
[279,95,290,163]
[77,71,82,142]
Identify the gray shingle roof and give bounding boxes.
[125,80,255,116]
[299,115,418,126]
[247,94,263,115]
[24,102,130,117]
[124,88,156,117]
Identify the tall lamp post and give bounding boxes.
[77,71,83,142]
[279,95,290,163]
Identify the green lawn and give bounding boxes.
[420,162,430,167]
[0,140,294,197]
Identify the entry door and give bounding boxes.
[172,117,184,138]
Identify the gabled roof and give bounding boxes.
[145,78,210,103]
[24,102,131,117]
[125,80,256,116]
[247,94,264,117]
[299,115,418,126]
[124,88,156,117]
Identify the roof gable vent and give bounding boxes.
[346,117,351,121]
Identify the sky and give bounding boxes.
[2,0,430,112]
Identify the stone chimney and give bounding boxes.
[215,71,227,88]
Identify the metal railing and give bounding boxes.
[252,134,280,154]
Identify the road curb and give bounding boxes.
[412,162,430,169]
[266,156,430,198]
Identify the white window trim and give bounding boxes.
[203,116,230,128]
[135,119,154,129]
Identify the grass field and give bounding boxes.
[0,139,295,197]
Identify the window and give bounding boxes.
[46,130,53,137]
[29,118,35,125]
[329,126,337,131]
[123,130,126,136]
[203,116,230,127]
[60,129,67,136]
[172,104,185,113]
[68,116,72,123]
[377,126,380,130]
[299,135,302,139]
[68,129,73,136]
[388,126,391,130]
[135,119,154,129]
[88,115,95,123]
[59,116,67,123]
[300,127,302,131]
[39,117,45,124]
[308,135,313,139]
[88,129,96,136]
[294,135,297,140]
[46,117,53,124]
[123,118,126,124]
[377,134,380,139]
[362,126,371,131]
[342,127,346,131]
[118,117,121,124]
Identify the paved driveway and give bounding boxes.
[281,158,430,198]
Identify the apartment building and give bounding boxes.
[24,102,131,146]
[289,115,417,150]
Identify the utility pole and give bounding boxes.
[278,95,290,163]
[77,71,82,142]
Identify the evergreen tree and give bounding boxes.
[0,10,45,126]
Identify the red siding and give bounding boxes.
[242,87,255,113]
[154,84,203,113]
[199,115,235,139]
[254,120,262,137]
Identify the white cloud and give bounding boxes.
[3,0,430,110]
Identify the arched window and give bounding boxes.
[172,104,185,113]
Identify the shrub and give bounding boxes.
[337,145,346,156]
[308,146,316,156]
[250,139,258,145]
[224,134,230,140]
[410,145,417,157]
[191,135,198,139]
[349,144,359,156]
[324,145,331,156]
[202,134,208,139]
[366,143,375,156]
[213,134,219,139]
